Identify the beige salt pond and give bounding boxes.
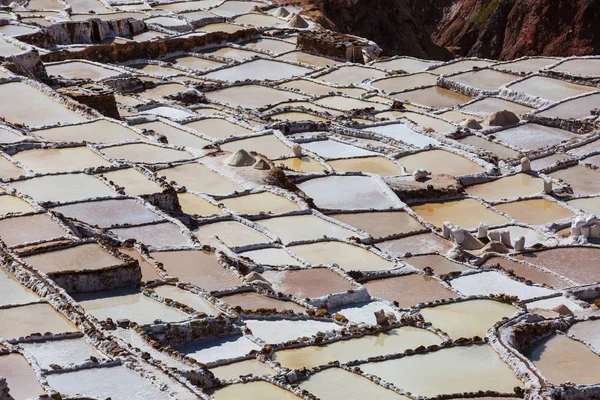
[112,222,191,248]
[232,13,286,28]
[183,118,252,139]
[328,156,403,176]
[45,61,124,80]
[220,191,301,216]
[412,199,510,229]
[158,163,244,195]
[13,147,112,173]
[493,123,576,151]
[420,299,518,338]
[178,192,224,216]
[363,274,457,308]
[277,51,343,68]
[298,367,409,400]
[23,243,122,274]
[241,37,296,54]
[498,57,558,74]
[494,199,574,225]
[458,136,520,159]
[193,220,270,247]
[210,381,300,400]
[152,285,221,315]
[261,268,355,299]
[537,92,600,120]
[196,22,246,34]
[0,213,68,247]
[0,156,25,179]
[549,165,600,195]
[429,60,495,75]
[277,79,365,97]
[549,58,600,77]
[568,197,600,215]
[393,86,472,109]
[210,359,276,381]
[505,75,596,102]
[218,291,306,313]
[461,96,534,116]
[397,149,486,176]
[100,143,194,164]
[328,211,424,238]
[402,254,469,275]
[0,195,34,215]
[177,334,260,364]
[118,247,162,282]
[316,65,387,85]
[515,247,600,285]
[290,241,395,271]
[205,84,307,109]
[151,250,241,292]
[168,55,224,72]
[256,214,355,243]
[276,156,326,172]
[445,69,519,92]
[484,256,571,289]
[370,73,438,92]
[361,345,523,397]
[0,303,77,340]
[466,173,545,201]
[53,198,161,227]
[314,95,388,111]
[34,119,144,143]
[273,326,442,369]
[203,59,312,82]
[100,168,164,196]
[73,288,189,324]
[220,134,292,159]
[0,353,45,399]
[0,266,38,306]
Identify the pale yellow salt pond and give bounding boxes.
[45,60,124,80]
[328,211,424,238]
[193,221,271,247]
[10,174,115,203]
[298,367,408,400]
[137,121,212,149]
[277,51,343,68]
[100,143,194,164]
[397,149,486,176]
[277,79,365,97]
[205,84,307,109]
[567,197,600,215]
[100,168,164,196]
[420,299,518,338]
[276,156,326,172]
[0,267,38,306]
[12,147,112,173]
[211,359,276,381]
[23,243,122,274]
[0,156,26,179]
[221,192,300,214]
[0,195,34,215]
[289,241,396,271]
[220,135,291,159]
[316,65,387,85]
[328,156,404,176]
[273,326,442,369]
[466,173,545,201]
[152,285,221,315]
[0,303,78,339]
[412,199,510,229]
[256,214,355,243]
[238,247,303,266]
[158,163,244,195]
[34,120,144,143]
[361,345,522,397]
[494,199,574,225]
[184,118,252,139]
[177,192,224,216]
[211,381,300,400]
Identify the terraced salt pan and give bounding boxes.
[537,92,600,119]
[233,13,286,28]
[0,37,26,56]
[0,126,26,144]
[0,266,38,306]
[314,95,388,111]
[261,268,355,299]
[0,195,34,215]
[21,337,105,369]
[204,59,312,82]
[100,168,164,196]
[152,285,221,315]
[530,154,571,171]
[515,247,600,285]
[23,243,122,274]
[47,365,171,400]
[245,319,338,344]
[549,165,600,195]
[429,59,495,75]
[211,359,276,381]
[393,86,472,109]
[505,75,597,103]
[112,222,191,248]
[316,65,387,85]
[461,96,534,116]
[365,123,440,148]
[256,214,355,243]
[420,299,518,339]
[568,197,600,215]
[131,64,182,77]
[290,241,395,272]
[493,123,576,151]
[496,57,558,74]
[277,156,326,172]
[211,381,300,400]
[363,274,457,308]
[299,367,408,400]
[118,247,162,282]
[54,199,160,227]
[193,220,270,247]
[329,211,423,239]
[182,118,252,140]
[361,345,523,397]
[177,192,224,216]
[277,79,364,97]
[151,250,241,292]
[332,301,400,325]
[0,82,85,127]
[277,51,343,68]
[34,120,144,143]
[298,175,399,210]
[457,136,520,159]
[136,83,187,101]
[158,163,244,195]
[446,69,519,92]
[100,143,194,164]
[205,84,307,108]
[524,334,600,385]
[377,233,454,256]
[466,173,544,201]
[495,199,574,225]
[549,58,600,77]
[197,23,246,33]
[568,320,600,352]
[0,24,38,36]
[412,198,509,229]
[168,55,224,72]
[488,225,548,247]
[399,112,457,134]
[177,335,260,364]
[0,213,68,247]
[397,149,486,176]
[270,111,330,122]
[156,0,219,11]
[302,139,377,159]
[373,57,438,73]
[218,291,306,313]
[272,326,442,369]
[402,254,468,275]
[220,134,292,159]
[13,147,112,173]
[484,256,571,289]
[45,61,125,80]
[450,271,555,300]
[0,156,25,179]
[241,37,296,54]
[138,105,196,120]
[370,73,438,93]
[0,353,45,399]
[208,0,262,17]
[0,303,78,340]
[73,288,188,324]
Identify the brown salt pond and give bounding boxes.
[157,163,244,195]
[239,247,303,266]
[10,173,116,203]
[73,288,189,324]
[221,192,300,214]
[53,198,161,227]
[396,149,486,176]
[211,359,276,381]
[0,303,78,340]
[0,353,45,399]
[193,220,270,247]
[524,334,600,385]
[377,233,454,256]
[150,250,241,292]
[100,168,164,196]
[118,247,162,282]
[412,199,510,229]
[136,121,212,149]
[328,156,404,176]
[298,367,409,400]
[272,326,442,369]
[111,222,191,248]
[218,291,306,313]
[0,266,38,306]
[290,241,396,272]
[178,192,224,217]
[34,119,144,143]
[152,285,221,315]
[484,256,571,289]
[210,381,300,400]
[420,299,518,338]
[402,254,469,275]
[328,211,424,238]
[256,214,355,243]
[100,143,194,164]
[363,274,457,308]
[0,213,68,247]
[0,194,34,215]
[361,345,523,397]
[494,199,574,225]
[393,86,472,109]
[22,243,122,274]
[220,134,292,159]
[466,173,544,201]
[261,268,356,299]
[184,118,252,139]
[549,165,600,195]
[515,247,600,285]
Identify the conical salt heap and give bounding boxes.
[226,149,255,167]
[273,6,290,17]
[248,5,263,12]
[253,158,271,170]
[287,13,309,28]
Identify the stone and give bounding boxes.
[287,14,309,28]
[460,119,482,130]
[483,110,519,126]
[253,158,271,170]
[413,169,431,181]
[552,304,573,316]
[273,7,290,18]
